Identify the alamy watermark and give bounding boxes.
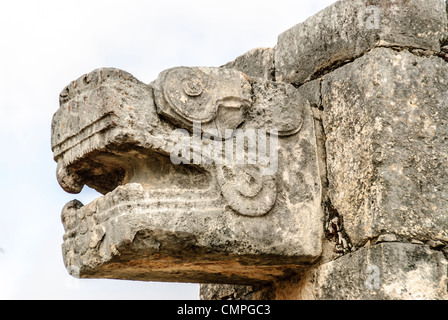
[170,122,279,176]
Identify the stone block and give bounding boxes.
[321,48,448,246]
[200,284,270,300]
[301,243,447,300]
[275,0,448,85]
[222,47,275,81]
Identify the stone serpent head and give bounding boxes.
[51,67,322,284]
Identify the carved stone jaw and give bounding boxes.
[52,67,323,284]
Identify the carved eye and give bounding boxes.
[153,67,252,139]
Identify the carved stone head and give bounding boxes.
[51,67,322,284]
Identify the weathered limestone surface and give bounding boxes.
[202,243,448,300]
[200,284,273,300]
[53,67,323,285]
[275,0,448,85]
[222,47,275,81]
[322,48,448,247]
[300,243,448,300]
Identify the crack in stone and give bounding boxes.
[308,80,354,256]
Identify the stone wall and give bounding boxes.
[201,0,448,300]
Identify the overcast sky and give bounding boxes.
[0,0,337,300]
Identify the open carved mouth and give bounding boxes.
[51,67,323,285]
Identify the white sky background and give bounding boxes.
[0,0,337,300]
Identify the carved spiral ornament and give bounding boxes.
[162,68,216,123]
[217,165,277,217]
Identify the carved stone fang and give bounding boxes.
[56,161,84,194]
